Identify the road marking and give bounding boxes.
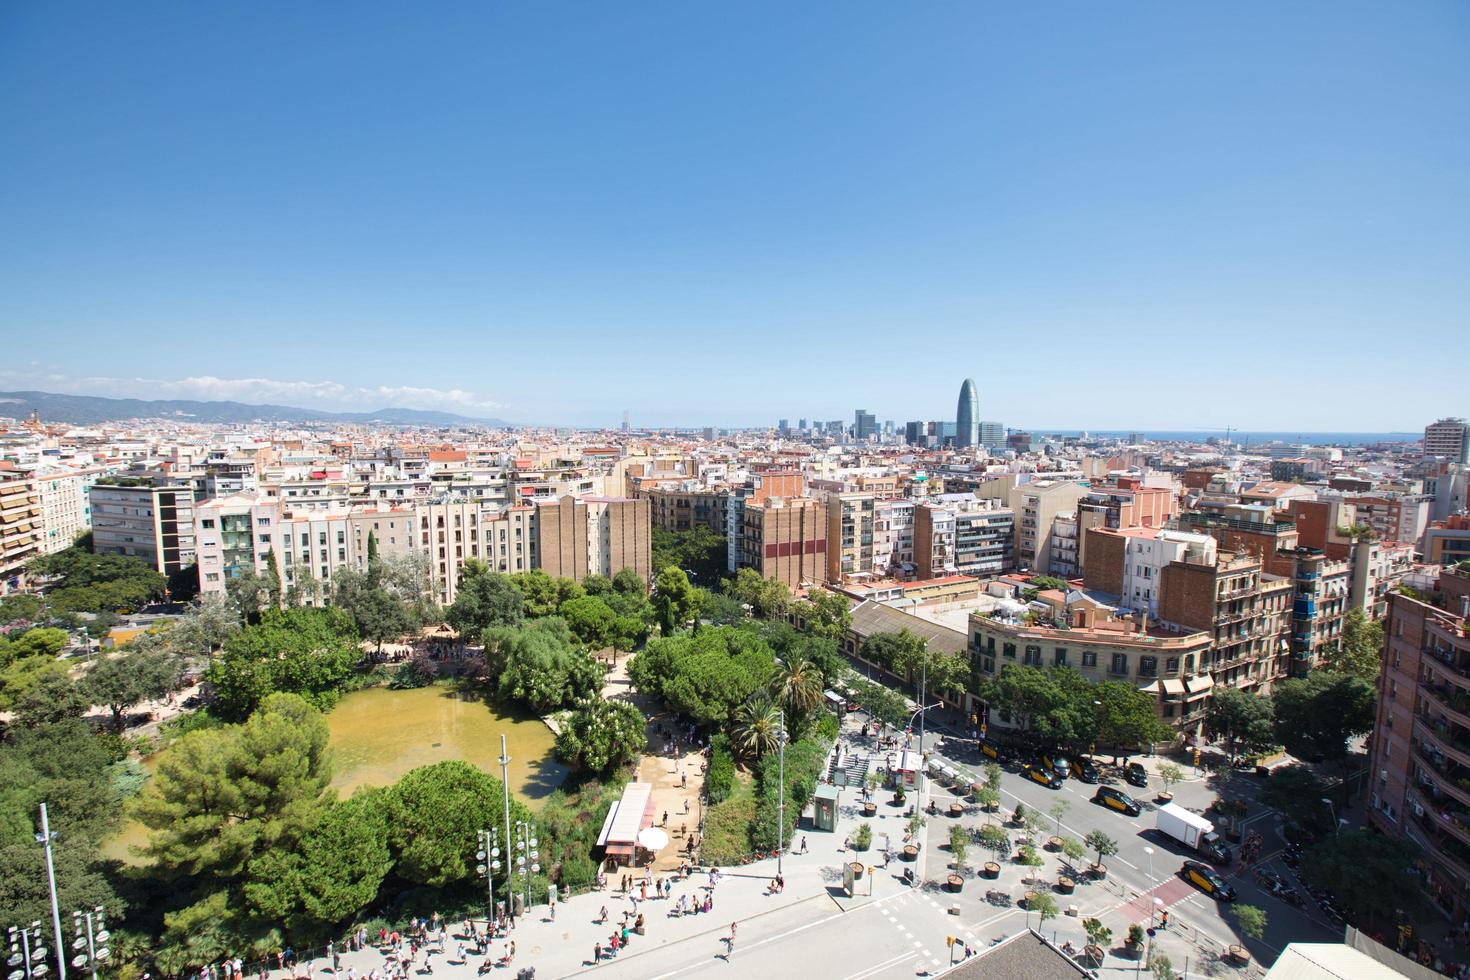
[838,949,918,980]
[912,940,923,948]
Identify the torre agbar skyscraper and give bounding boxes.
[956,378,979,449]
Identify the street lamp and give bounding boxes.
[35,806,65,980]
[1321,797,1341,836]
[1143,846,1154,881]
[7,922,49,980]
[514,820,541,913]
[498,735,516,926]
[67,908,107,980]
[476,829,503,925]
[776,711,789,877]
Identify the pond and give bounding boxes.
[101,684,568,865]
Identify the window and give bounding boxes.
[201,518,216,529]
[205,572,220,582]
[1110,653,1128,674]
[258,533,271,543]
[1002,642,1016,660]
[1024,645,1041,665]
[1054,647,1068,666]
[1081,651,1096,668]
[1166,657,1179,673]
[1139,656,1157,676]
[257,516,271,526]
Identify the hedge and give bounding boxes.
[707,733,736,804]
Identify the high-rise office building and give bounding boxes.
[979,421,1005,449]
[1425,418,1470,464]
[956,378,979,449]
[853,409,877,440]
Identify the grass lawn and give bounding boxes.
[701,769,757,866]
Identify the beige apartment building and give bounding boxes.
[826,492,876,583]
[89,482,196,576]
[1009,479,1089,575]
[0,474,42,586]
[535,494,651,584]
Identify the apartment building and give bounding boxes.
[739,496,826,589]
[1425,418,1470,465]
[826,492,876,583]
[1077,476,1178,532]
[1366,566,1470,920]
[871,497,915,578]
[1085,526,1218,618]
[1048,514,1080,578]
[969,599,1214,737]
[1425,516,1470,567]
[913,495,1015,580]
[0,474,42,586]
[1009,479,1088,574]
[637,484,728,534]
[1286,549,1350,676]
[34,468,101,554]
[1158,550,1290,694]
[535,495,651,584]
[89,482,196,576]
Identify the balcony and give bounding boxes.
[1409,784,1470,856]
[1416,717,1470,772]
[1423,683,1470,730]
[1413,746,1470,811]
[1424,644,1470,686]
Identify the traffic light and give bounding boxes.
[946,936,955,947]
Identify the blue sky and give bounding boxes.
[1,2,1466,429]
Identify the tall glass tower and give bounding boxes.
[956,378,979,449]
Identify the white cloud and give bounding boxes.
[0,369,506,416]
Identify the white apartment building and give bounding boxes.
[872,497,915,578]
[34,468,102,554]
[1118,527,1217,617]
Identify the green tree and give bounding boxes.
[1084,829,1118,870]
[1207,687,1277,762]
[628,626,775,727]
[1060,836,1088,875]
[366,530,380,568]
[445,561,525,636]
[1258,765,1334,833]
[554,699,647,775]
[559,595,617,649]
[83,647,180,731]
[1157,762,1184,796]
[383,761,533,887]
[702,592,748,626]
[1029,890,1059,924]
[207,607,361,719]
[509,569,584,618]
[134,693,332,880]
[949,823,969,870]
[1082,917,1113,956]
[12,670,90,726]
[1272,671,1375,769]
[769,655,824,733]
[612,568,647,597]
[650,526,727,585]
[332,566,416,652]
[1329,609,1385,683]
[982,664,1097,745]
[0,593,43,626]
[226,566,281,626]
[1093,679,1174,750]
[654,566,703,634]
[0,627,72,710]
[486,617,604,713]
[730,693,782,760]
[798,588,852,641]
[1232,904,1267,941]
[244,791,392,938]
[1301,829,1424,925]
[165,594,241,665]
[725,568,789,619]
[847,677,910,729]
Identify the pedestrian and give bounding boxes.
[799,836,808,854]
[681,772,687,788]
[598,905,608,924]
[662,810,669,826]
[594,942,602,963]
[1160,910,1169,929]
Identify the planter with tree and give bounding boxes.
[1029,891,1060,927]
[853,822,873,852]
[1085,830,1118,880]
[1124,923,1146,959]
[892,783,907,807]
[848,861,865,880]
[1157,762,1183,804]
[976,785,1000,813]
[947,823,969,891]
[1011,802,1027,827]
[1018,843,1045,885]
[947,800,965,818]
[1229,905,1267,965]
[1081,918,1112,966]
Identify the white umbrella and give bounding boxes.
[637,827,669,851]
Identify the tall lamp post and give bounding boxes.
[776,711,789,877]
[514,820,541,913]
[498,735,515,926]
[476,829,502,926]
[36,805,65,980]
[7,922,49,980]
[68,907,108,980]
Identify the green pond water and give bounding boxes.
[101,685,568,865]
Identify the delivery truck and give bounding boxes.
[1155,802,1232,863]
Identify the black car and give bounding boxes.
[1040,751,1071,781]
[1071,758,1100,783]
[1124,762,1149,788]
[1180,860,1236,901]
[1092,785,1141,816]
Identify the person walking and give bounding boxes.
[594,942,602,963]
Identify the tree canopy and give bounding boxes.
[724,568,790,619]
[445,561,525,636]
[481,617,604,713]
[1302,829,1424,925]
[554,699,646,775]
[382,761,533,887]
[628,625,776,728]
[1271,671,1375,766]
[83,647,181,731]
[1207,687,1277,761]
[650,526,727,585]
[207,607,361,719]
[1328,609,1384,683]
[653,566,703,635]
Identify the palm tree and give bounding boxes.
[770,655,823,725]
[731,693,782,760]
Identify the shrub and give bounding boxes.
[854,823,873,850]
[707,734,736,804]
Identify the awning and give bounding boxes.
[605,843,635,857]
[1138,679,1163,695]
[1185,674,1215,695]
[637,827,669,851]
[1160,678,1187,696]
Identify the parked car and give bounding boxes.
[979,740,1006,763]
[1180,860,1235,901]
[1092,786,1141,816]
[1070,758,1100,783]
[1124,762,1150,788]
[1040,751,1070,781]
[1022,766,1063,790]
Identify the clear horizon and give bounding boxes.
[2,2,1467,428]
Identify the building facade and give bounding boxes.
[89,482,196,576]
[0,475,42,587]
[1425,418,1470,465]
[955,378,979,450]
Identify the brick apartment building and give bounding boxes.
[1367,565,1470,920]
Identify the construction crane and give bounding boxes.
[1195,425,1245,449]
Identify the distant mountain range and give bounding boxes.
[0,390,511,428]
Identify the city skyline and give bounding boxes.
[3,2,1467,429]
